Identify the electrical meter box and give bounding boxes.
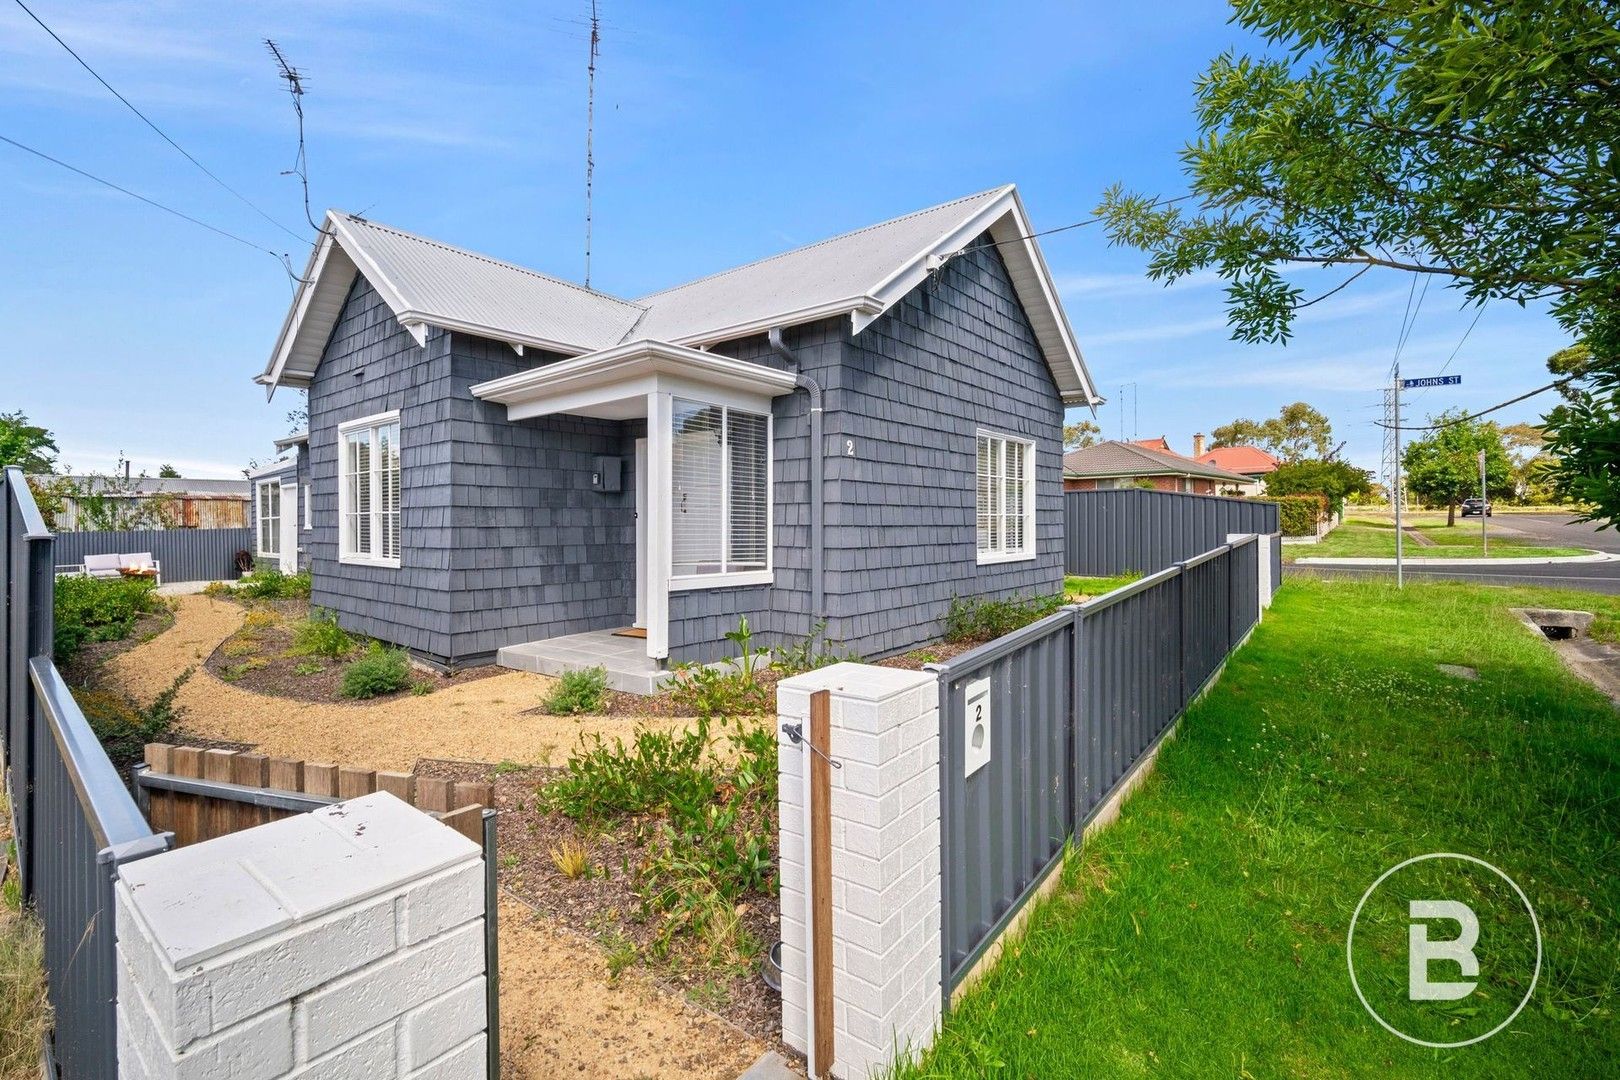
[591,456,623,493]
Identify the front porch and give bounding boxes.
[495,628,671,695]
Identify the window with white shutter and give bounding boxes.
[256,480,281,557]
[338,412,402,566]
[976,431,1036,563]
[671,397,771,583]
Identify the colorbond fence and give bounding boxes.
[1065,488,1280,576]
[2,467,173,1078]
[53,525,252,583]
[933,533,1268,997]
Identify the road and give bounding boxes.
[1290,513,1620,595]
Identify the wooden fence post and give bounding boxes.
[810,687,834,1079]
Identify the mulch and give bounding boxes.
[201,603,503,705]
[416,757,783,1044]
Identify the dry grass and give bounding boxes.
[0,831,49,1080]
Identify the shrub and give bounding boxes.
[75,668,192,763]
[1254,493,1328,536]
[201,581,233,599]
[53,574,161,661]
[541,666,609,715]
[232,569,312,600]
[290,609,355,659]
[550,842,590,879]
[943,592,1064,644]
[540,721,717,826]
[239,608,279,634]
[339,642,413,699]
[668,617,770,718]
[771,620,855,677]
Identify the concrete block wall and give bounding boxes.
[115,792,487,1080]
[777,663,943,1079]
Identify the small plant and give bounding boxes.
[292,660,326,677]
[339,642,412,699]
[541,666,609,715]
[201,581,232,599]
[231,568,313,600]
[550,841,590,879]
[943,592,1065,644]
[239,608,279,634]
[668,616,774,718]
[75,668,192,762]
[771,619,853,676]
[491,759,526,777]
[601,930,639,978]
[291,609,354,659]
[220,637,259,658]
[220,658,269,682]
[410,680,435,696]
[499,852,519,870]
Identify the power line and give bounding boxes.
[1374,376,1578,432]
[0,133,290,262]
[12,0,305,243]
[1413,301,1488,405]
[951,193,1197,260]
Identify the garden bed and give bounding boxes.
[418,753,784,1043]
[201,599,503,704]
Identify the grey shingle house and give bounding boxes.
[254,185,1099,685]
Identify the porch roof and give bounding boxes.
[468,339,799,421]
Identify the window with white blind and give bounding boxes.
[256,481,281,557]
[338,412,401,566]
[976,431,1036,563]
[671,398,770,584]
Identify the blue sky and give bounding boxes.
[1,0,1571,479]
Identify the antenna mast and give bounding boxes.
[584,0,600,288]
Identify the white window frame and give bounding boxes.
[337,410,402,568]
[976,429,1037,565]
[668,398,773,591]
[303,483,312,530]
[255,479,282,558]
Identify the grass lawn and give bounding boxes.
[898,579,1619,1078]
[1286,517,1592,562]
[1065,572,1143,601]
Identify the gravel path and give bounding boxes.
[107,594,695,771]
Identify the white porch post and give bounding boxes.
[646,391,672,661]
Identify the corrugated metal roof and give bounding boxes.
[1062,441,1252,483]
[51,476,251,497]
[335,215,646,351]
[629,188,1008,342]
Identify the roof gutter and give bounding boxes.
[768,327,825,631]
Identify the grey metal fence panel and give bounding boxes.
[1065,488,1281,576]
[2,467,172,1079]
[935,610,1075,992]
[938,531,1272,1001]
[53,526,253,583]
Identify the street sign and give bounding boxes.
[1401,375,1461,388]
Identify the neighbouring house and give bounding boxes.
[251,185,1099,683]
[1062,440,1251,494]
[1193,434,1281,496]
[247,430,311,574]
[35,474,250,530]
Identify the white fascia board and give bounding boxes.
[471,339,799,415]
[259,222,340,399]
[247,457,297,480]
[667,296,885,350]
[394,310,589,358]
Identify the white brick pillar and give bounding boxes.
[115,792,488,1080]
[777,663,942,1080]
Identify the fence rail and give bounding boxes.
[3,467,173,1079]
[934,533,1270,996]
[1065,488,1280,576]
[52,526,252,583]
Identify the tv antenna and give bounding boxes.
[584,0,600,288]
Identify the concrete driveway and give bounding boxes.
[1487,513,1620,553]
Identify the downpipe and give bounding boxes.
[768,327,824,625]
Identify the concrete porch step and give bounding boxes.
[496,630,673,696]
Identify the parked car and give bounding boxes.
[1461,498,1493,517]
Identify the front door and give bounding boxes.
[634,438,647,627]
[279,480,298,574]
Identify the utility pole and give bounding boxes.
[1478,448,1489,555]
[1392,367,1404,588]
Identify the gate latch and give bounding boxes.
[780,723,842,769]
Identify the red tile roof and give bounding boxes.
[1197,445,1280,475]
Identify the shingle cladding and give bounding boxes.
[305,231,1062,669]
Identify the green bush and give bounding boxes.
[771,619,856,677]
[339,642,412,699]
[668,617,770,718]
[290,609,355,659]
[943,592,1064,644]
[541,666,609,715]
[53,575,162,661]
[232,569,312,600]
[1254,493,1327,536]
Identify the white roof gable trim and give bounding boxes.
[259,188,1099,407]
